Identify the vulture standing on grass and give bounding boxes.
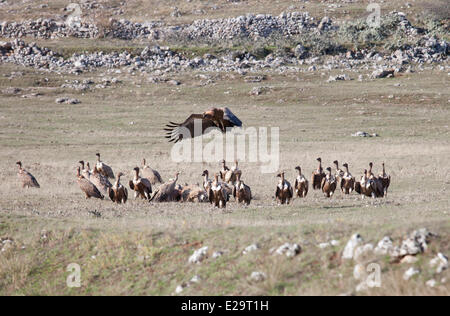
[164,107,242,143]
[180,184,208,203]
[76,167,103,199]
[16,161,40,188]
[219,159,230,182]
[334,160,345,183]
[150,172,182,202]
[233,173,252,206]
[141,159,163,185]
[355,170,376,198]
[79,160,91,180]
[209,174,228,208]
[311,158,325,190]
[95,153,115,179]
[225,160,242,184]
[90,166,112,195]
[340,163,355,194]
[129,167,152,200]
[378,162,391,197]
[368,162,385,197]
[294,166,309,198]
[108,172,128,204]
[275,172,293,205]
[321,167,337,198]
[202,170,212,200]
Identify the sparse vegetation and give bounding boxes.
[0,0,448,296]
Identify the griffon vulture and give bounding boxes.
[164,107,242,143]
[16,161,40,188]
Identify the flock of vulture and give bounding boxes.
[14,108,391,208]
[275,158,391,205]
[16,155,391,209]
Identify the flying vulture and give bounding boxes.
[164,107,242,143]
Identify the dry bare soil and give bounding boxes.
[0,0,449,296]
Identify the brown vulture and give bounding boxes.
[76,167,103,199]
[275,172,293,205]
[294,166,309,198]
[141,159,163,185]
[232,173,252,206]
[129,167,152,200]
[164,107,242,143]
[209,174,228,208]
[341,163,355,194]
[108,172,128,204]
[16,161,40,188]
[321,167,337,198]
[95,153,115,179]
[378,163,391,197]
[311,158,325,190]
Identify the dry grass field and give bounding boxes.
[0,0,449,296]
[0,61,449,295]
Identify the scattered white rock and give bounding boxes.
[327,74,350,82]
[175,283,188,294]
[374,236,399,257]
[429,253,448,274]
[243,244,259,255]
[403,267,420,281]
[330,240,340,246]
[352,131,379,137]
[55,97,81,104]
[275,243,301,258]
[371,68,395,79]
[319,242,330,249]
[343,234,364,260]
[212,251,223,259]
[400,238,422,256]
[426,279,437,288]
[250,271,266,282]
[188,246,208,264]
[190,275,201,284]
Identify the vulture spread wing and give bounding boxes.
[164,108,242,143]
[223,107,242,128]
[165,114,217,143]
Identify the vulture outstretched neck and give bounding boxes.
[296,167,302,175]
[115,173,122,186]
